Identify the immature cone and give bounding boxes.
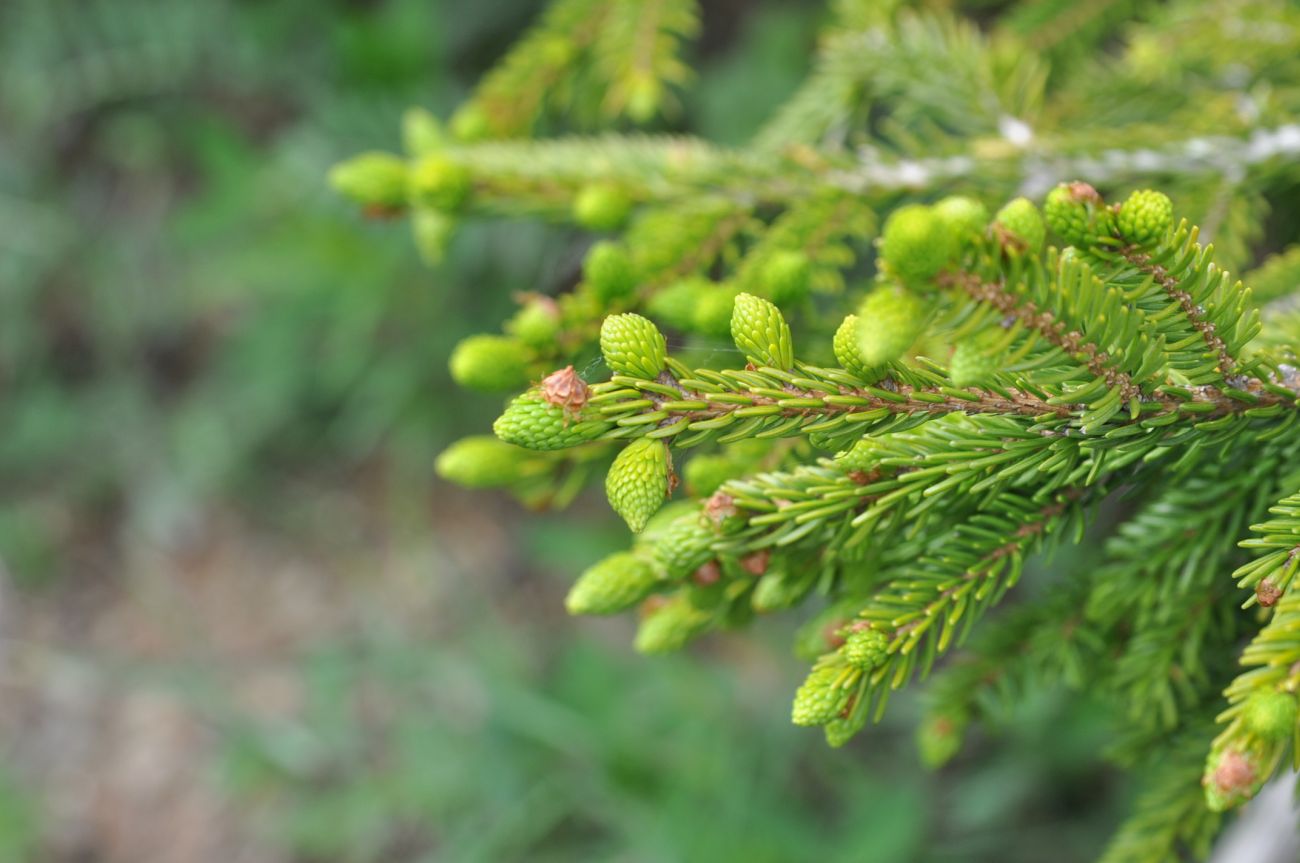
[993,197,1045,253]
[692,286,741,338]
[606,439,671,532]
[435,436,536,488]
[834,438,882,473]
[842,627,888,670]
[634,595,712,654]
[1116,189,1173,245]
[1204,748,1262,812]
[450,104,491,141]
[762,250,813,305]
[857,284,925,366]
[751,568,813,613]
[647,513,717,579]
[449,334,530,391]
[508,298,562,348]
[573,183,633,231]
[401,107,446,156]
[879,204,958,285]
[1043,182,1116,247]
[566,552,660,615]
[583,241,637,301]
[410,154,472,211]
[917,710,968,768]
[833,314,876,379]
[823,711,867,748]
[731,292,795,369]
[600,313,667,379]
[934,195,989,242]
[648,277,711,331]
[683,454,745,497]
[792,661,857,726]
[949,337,999,387]
[1242,691,1298,740]
[328,152,409,209]
[493,392,612,451]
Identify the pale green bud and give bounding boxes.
[1116,189,1173,246]
[435,436,536,488]
[841,627,888,670]
[566,552,660,615]
[635,595,712,654]
[857,285,925,366]
[762,250,813,305]
[493,392,612,451]
[792,661,857,726]
[584,241,637,301]
[606,439,671,532]
[328,152,408,209]
[410,154,472,211]
[401,107,446,156]
[1242,691,1297,740]
[993,197,1045,253]
[879,204,958,284]
[1043,181,1115,247]
[449,334,530,392]
[573,183,633,231]
[600,313,667,379]
[731,292,794,369]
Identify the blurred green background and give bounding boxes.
[0,2,1127,860]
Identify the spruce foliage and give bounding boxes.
[335,1,1300,857]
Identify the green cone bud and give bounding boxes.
[1043,182,1115,247]
[648,277,710,331]
[792,661,858,726]
[1116,189,1173,246]
[833,314,877,379]
[842,627,888,670]
[606,439,671,532]
[762,250,813,305]
[683,454,745,497]
[329,152,408,209]
[625,73,661,123]
[573,183,633,231]
[410,154,472,211]
[1242,691,1298,740]
[450,334,530,391]
[450,104,491,142]
[949,336,999,387]
[508,298,561,348]
[412,208,455,265]
[917,709,968,768]
[823,711,867,748]
[993,197,1045,253]
[857,285,925,366]
[692,286,741,338]
[401,107,446,156]
[751,567,814,613]
[834,438,882,473]
[879,204,958,285]
[567,552,660,615]
[933,195,989,242]
[435,436,536,488]
[646,513,716,579]
[493,392,612,451]
[584,241,637,301]
[635,595,712,654]
[1204,748,1263,812]
[600,313,667,379]
[731,292,794,369]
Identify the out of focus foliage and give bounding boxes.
[0,0,557,581]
